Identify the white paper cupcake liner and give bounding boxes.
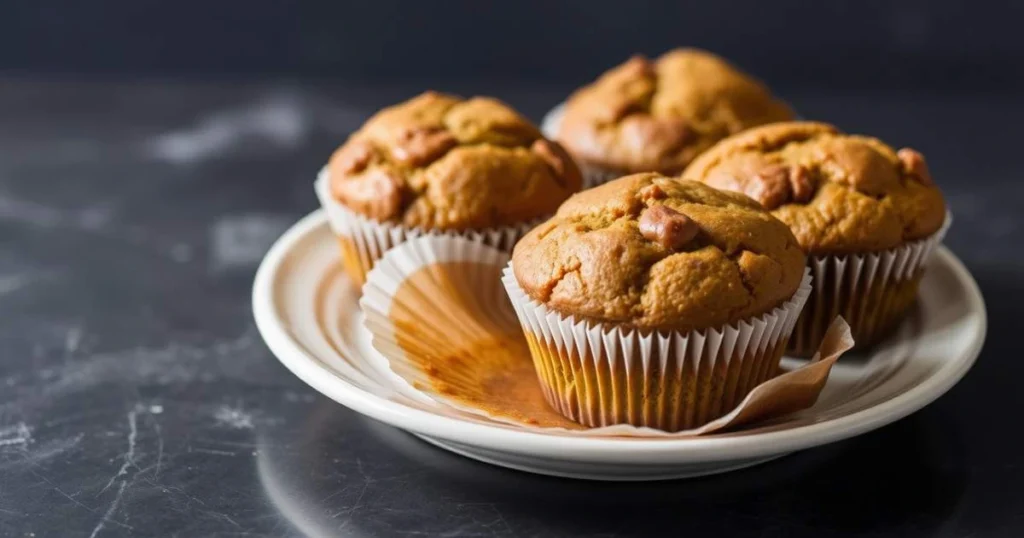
[502,265,813,430]
[315,168,538,286]
[359,235,852,436]
[790,212,952,355]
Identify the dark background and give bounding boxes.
[2,0,1022,91]
[1,2,1022,537]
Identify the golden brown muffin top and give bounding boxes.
[555,48,793,175]
[512,174,806,331]
[683,121,947,255]
[328,91,583,230]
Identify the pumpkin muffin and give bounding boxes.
[550,48,793,186]
[316,91,583,286]
[684,121,949,354]
[503,174,812,430]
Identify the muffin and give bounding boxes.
[549,48,793,187]
[683,121,949,355]
[502,174,811,430]
[316,91,583,286]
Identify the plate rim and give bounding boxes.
[253,210,986,465]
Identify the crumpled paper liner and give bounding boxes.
[314,169,537,287]
[790,213,952,356]
[361,235,854,436]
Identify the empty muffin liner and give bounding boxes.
[315,169,537,287]
[361,235,854,436]
[789,213,952,356]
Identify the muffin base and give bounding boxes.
[503,266,812,432]
[524,332,790,431]
[788,214,951,357]
[790,271,920,357]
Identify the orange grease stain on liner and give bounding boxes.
[390,262,584,429]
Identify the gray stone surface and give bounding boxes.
[0,79,1018,537]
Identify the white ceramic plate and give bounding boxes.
[253,210,986,481]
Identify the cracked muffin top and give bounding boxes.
[327,91,583,230]
[555,48,793,175]
[683,121,946,255]
[511,174,806,331]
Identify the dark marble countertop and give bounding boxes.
[0,78,1019,537]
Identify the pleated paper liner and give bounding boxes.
[789,213,952,357]
[504,265,815,431]
[314,169,537,288]
[361,235,855,436]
